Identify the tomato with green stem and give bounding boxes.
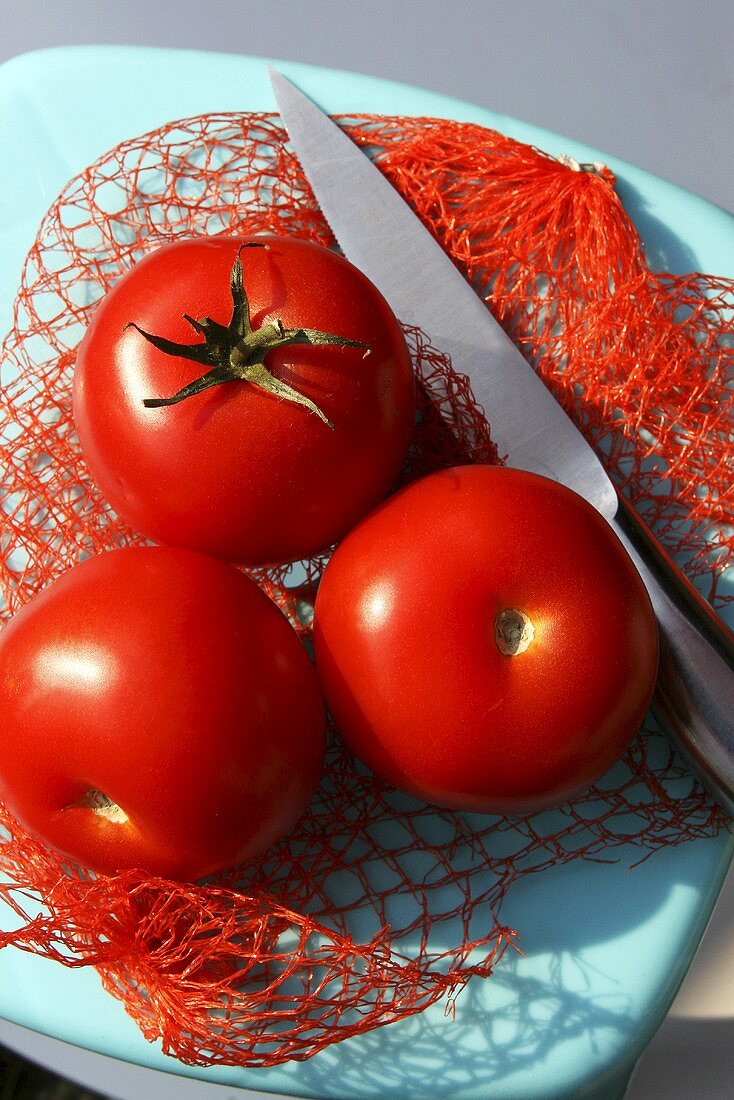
[73,234,414,566]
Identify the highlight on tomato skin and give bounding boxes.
[72,234,416,568]
[0,545,327,881]
[313,463,660,817]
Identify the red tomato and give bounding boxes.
[313,464,659,815]
[0,547,325,880]
[72,235,414,566]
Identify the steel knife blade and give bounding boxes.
[269,68,734,814]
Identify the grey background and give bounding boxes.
[1,0,732,212]
[0,2,733,1097]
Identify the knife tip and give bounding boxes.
[267,65,292,94]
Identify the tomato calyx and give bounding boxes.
[494,608,535,656]
[130,243,371,427]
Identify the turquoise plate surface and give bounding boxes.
[0,44,732,1100]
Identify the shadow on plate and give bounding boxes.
[275,963,639,1100]
[614,178,700,274]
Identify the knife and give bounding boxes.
[269,69,734,815]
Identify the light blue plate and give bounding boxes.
[0,45,732,1100]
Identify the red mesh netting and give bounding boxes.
[0,113,732,1067]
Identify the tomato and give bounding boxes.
[0,547,326,880]
[313,464,659,815]
[72,234,414,566]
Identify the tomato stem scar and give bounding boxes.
[494,608,535,656]
[82,788,129,824]
[132,241,370,426]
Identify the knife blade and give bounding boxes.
[269,68,734,814]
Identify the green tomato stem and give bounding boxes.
[132,242,370,426]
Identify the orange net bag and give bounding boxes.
[0,112,731,1067]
